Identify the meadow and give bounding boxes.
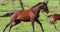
[0,0,60,32]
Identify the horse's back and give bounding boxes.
[11,10,31,21]
[17,10,30,20]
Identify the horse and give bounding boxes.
[47,14,60,30]
[3,2,49,32]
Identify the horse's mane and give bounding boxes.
[32,3,41,8]
[32,2,47,8]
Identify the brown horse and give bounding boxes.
[3,2,49,32]
[47,14,60,30]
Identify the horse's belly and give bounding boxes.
[17,14,30,21]
[19,17,30,22]
[22,17,30,21]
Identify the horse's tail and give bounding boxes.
[0,16,5,17]
[47,15,53,18]
[0,12,14,17]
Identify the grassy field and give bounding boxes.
[0,0,60,32]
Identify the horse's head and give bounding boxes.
[31,2,49,14]
[40,2,49,14]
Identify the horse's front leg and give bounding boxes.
[53,23,57,30]
[36,19,44,32]
[30,18,35,32]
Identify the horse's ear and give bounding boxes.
[43,0,49,4]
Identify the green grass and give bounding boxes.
[0,0,60,32]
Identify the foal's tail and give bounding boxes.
[47,15,52,18]
[0,12,14,17]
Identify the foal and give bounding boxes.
[48,14,60,30]
[3,2,49,32]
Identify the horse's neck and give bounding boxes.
[31,4,43,15]
[32,7,41,15]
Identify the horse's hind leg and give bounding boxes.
[9,24,13,32]
[3,22,12,32]
[9,19,21,32]
[36,19,44,32]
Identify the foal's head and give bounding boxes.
[32,2,49,14]
[40,2,49,14]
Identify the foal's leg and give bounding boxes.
[30,18,35,32]
[9,19,21,32]
[54,23,57,30]
[9,24,13,32]
[36,19,44,32]
[50,18,57,30]
[3,22,12,32]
